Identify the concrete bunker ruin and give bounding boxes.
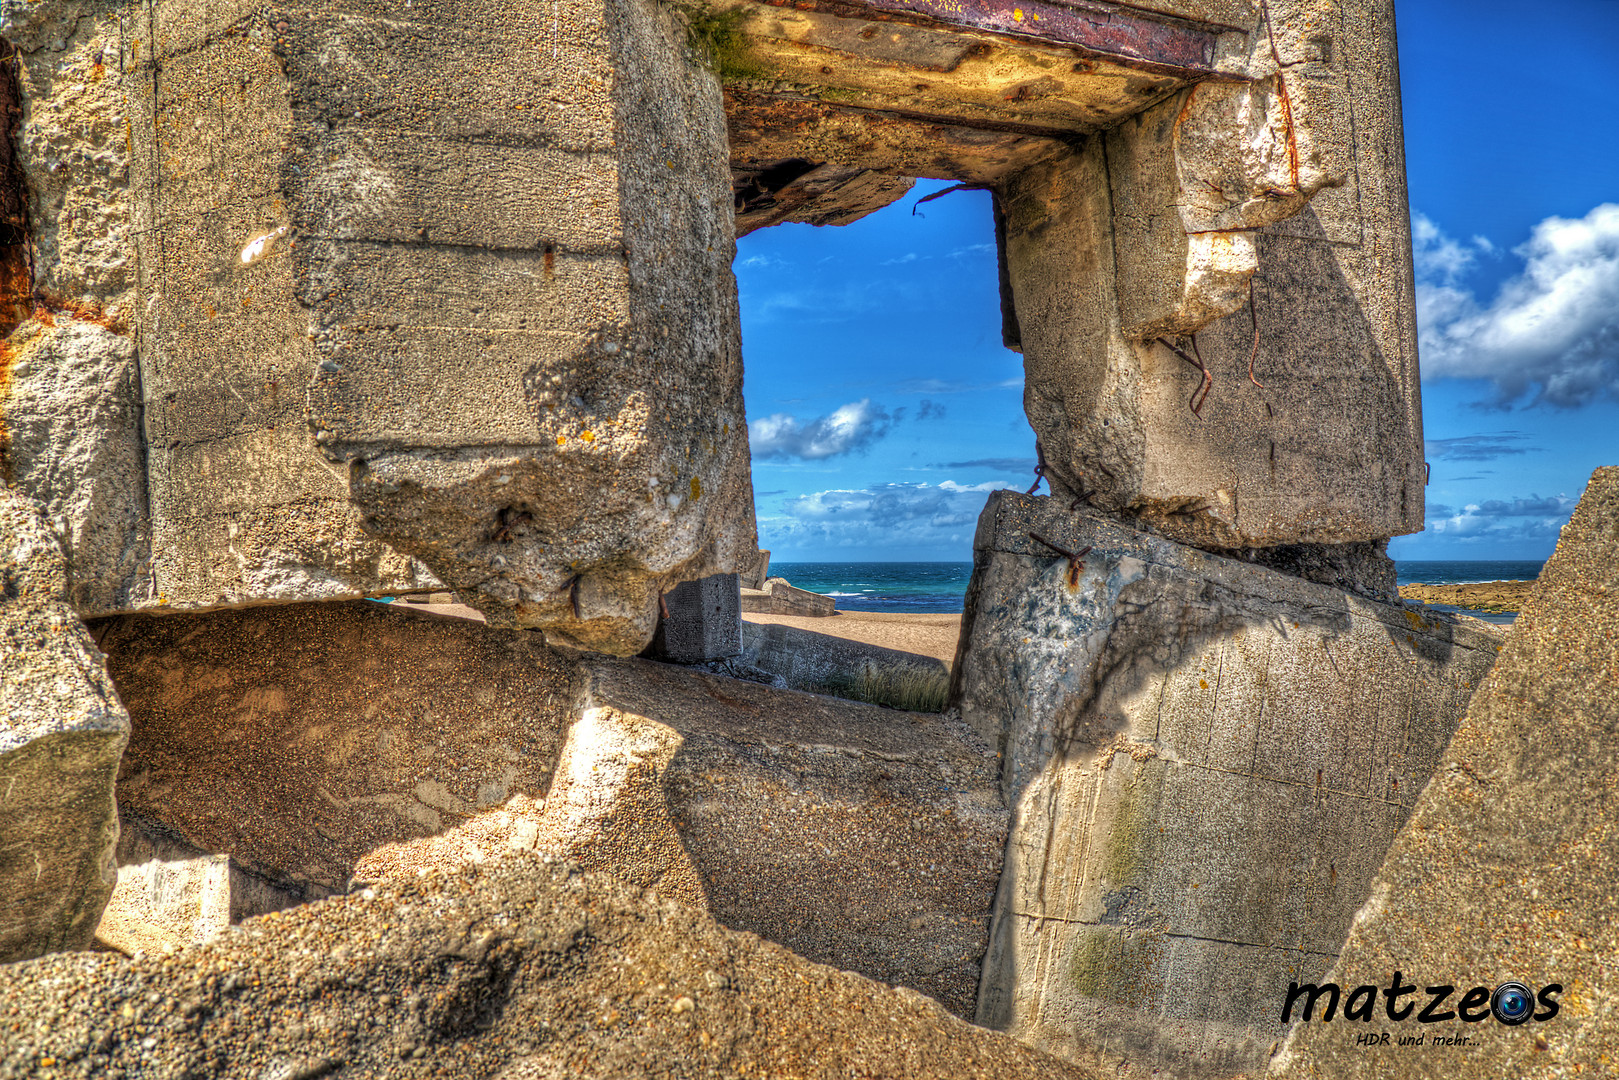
[0,0,1422,652]
[0,2,1490,1079]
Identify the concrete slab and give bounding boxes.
[954,492,1504,1077]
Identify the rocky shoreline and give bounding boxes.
[1397,579,1538,614]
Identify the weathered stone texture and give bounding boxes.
[0,488,129,962]
[534,656,1008,1019]
[0,4,152,612]
[95,600,576,898]
[1006,0,1423,550]
[2,317,148,611]
[955,493,1503,1077]
[0,857,1106,1080]
[122,6,447,615]
[1270,467,1619,1079]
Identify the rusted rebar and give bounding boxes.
[1029,532,1093,586]
[1157,336,1212,417]
[1025,439,1047,496]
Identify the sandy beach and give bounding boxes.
[1397,579,1537,613]
[743,611,964,668]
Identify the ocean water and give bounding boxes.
[1395,560,1545,586]
[769,560,1545,614]
[770,562,974,614]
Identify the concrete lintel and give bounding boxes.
[759,0,1235,78]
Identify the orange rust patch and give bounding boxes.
[0,338,12,483]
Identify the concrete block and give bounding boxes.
[0,489,129,963]
[534,657,1008,1019]
[740,549,772,590]
[94,809,306,957]
[96,601,576,898]
[1004,0,1424,550]
[95,854,233,957]
[1271,467,1619,1079]
[652,573,742,664]
[4,0,763,649]
[954,492,1504,1077]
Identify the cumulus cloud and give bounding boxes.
[748,400,895,460]
[1416,204,1619,407]
[758,480,1017,553]
[1425,432,1542,462]
[1423,492,1579,546]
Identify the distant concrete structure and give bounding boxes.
[741,549,773,591]
[743,578,839,617]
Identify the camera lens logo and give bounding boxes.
[1491,981,1535,1026]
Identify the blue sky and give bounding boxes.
[736,0,1619,562]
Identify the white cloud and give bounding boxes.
[938,479,1016,493]
[748,399,895,460]
[1416,204,1619,407]
[759,480,1018,553]
[1423,493,1578,545]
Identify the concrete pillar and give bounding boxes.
[955,492,1503,1078]
[117,0,755,653]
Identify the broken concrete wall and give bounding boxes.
[1270,467,1619,1078]
[954,492,1502,1077]
[0,488,129,963]
[532,656,1009,1019]
[95,600,577,898]
[284,0,756,653]
[2,1,757,654]
[741,617,947,698]
[1009,0,1423,550]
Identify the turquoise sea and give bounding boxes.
[771,559,1547,614]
